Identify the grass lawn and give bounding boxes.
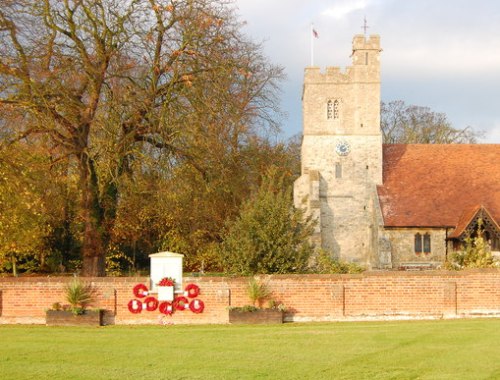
[1,319,499,379]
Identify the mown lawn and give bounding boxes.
[1,319,499,379]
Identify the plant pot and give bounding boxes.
[46,310,104,326]
[228,309,283,324]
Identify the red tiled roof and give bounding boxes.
[377,144,500,228]
[448,205,483,238]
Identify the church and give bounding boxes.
[293,34,500,269]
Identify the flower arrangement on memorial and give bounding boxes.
[157,277,175,287]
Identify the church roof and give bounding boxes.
[377,144,500,228]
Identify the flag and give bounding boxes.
[312,28,319,38]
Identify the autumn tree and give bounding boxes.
[381,100,482,144]
[0,139,75,275]
[0,151,47,275]
[0,0,284,275]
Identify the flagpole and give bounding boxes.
[310,23,314,66]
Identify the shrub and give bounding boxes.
[313,249,365,274]
[220,168,315,275]
[447,220,497,270]
[228,305,259,313]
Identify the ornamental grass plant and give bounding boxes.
[64,278,95,315]
[247,277,272,307]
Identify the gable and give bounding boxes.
[377,144,500,228]
[448,205,500,240]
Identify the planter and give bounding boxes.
[46,310,104,326]
[229,309,283,324]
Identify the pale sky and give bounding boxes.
[235,0,500,143]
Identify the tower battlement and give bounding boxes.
[304,66,352,84]
[352,34,381,50]
[304,34,381,85]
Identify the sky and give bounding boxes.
[234,0,500,143]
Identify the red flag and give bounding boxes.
[312,28,319,38]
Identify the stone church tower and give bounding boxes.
[294,35,383,268]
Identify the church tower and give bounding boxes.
[294,34,383,267]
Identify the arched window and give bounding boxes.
[414,233,422,254]
[333,100,339,119]
[327,100,333,119]
[414,233,431,255]
[327,99,340,120]
[423,233,431,254]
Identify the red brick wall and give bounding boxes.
[0,270,499,325]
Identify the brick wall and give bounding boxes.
[0,270,499,325]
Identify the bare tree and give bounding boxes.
[381,100,482,144]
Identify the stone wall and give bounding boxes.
[384,228,448,268]
[1,270,499,325]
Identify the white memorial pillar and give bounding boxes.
[149,251,184,293]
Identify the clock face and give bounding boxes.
[335,141,351,156]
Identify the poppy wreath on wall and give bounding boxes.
[144,296,159,311]
[133,284,148,298]
[184,283,200,298]
[159,301,174,315]
[173,296,189,311]
[128,299,143,314]
[189,299,205,314]
[127,282,205,315]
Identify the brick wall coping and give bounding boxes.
[1,268,498,284]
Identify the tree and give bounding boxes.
[381,100,482,144]
[0,0,283,275]
[220,168,315,275]
[0,143,56,275]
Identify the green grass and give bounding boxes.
[1,319,500,379]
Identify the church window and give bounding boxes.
[423,233,431,253]
[414,233,422,254]
[414,233,431,254]
[335,163,342,178]
[333,100,339,119]
[327,99,340,120]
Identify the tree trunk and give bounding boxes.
[82,253,106,277]
[79,152,106,277]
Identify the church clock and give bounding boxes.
[335,141,351,156]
